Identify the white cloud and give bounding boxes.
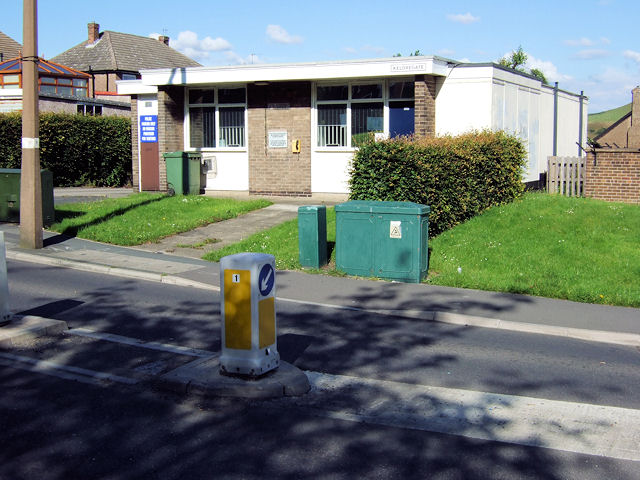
[266,25,302,44]
[573,49,610,60]
[343,47,358,54]
[223,51,262,65]
[565,37,594,47]
[446,12,479,24]
[600,37,611,45]
[526,55,572,82]
[169,30,232,61]
[583,66,637,112]
[623,50,640,64]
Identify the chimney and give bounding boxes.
[628,86,640,148]
[88,22,100,43]
[158,35,170,46]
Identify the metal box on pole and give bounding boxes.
[298,205,327,268]
[220,253,279,376]
[335,200,430,283]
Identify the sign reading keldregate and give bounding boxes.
[391,64,427,72]
[140,115,158,143]
[268,131,288,148]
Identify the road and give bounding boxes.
[2,259,640,479]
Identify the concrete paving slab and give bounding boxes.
[0,315,68,347]
[158,356,310,399]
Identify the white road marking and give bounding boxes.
[67,328,215,358]
[305,371,640,462]
[0,351,138,385]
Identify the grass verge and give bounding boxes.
[427,193,640,307]
[51,193,271,245]
[204,208,338,271]
[204,193,640,307]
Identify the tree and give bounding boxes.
[499,46,528,71]
[393,50,423,57]
[499,46,549,85]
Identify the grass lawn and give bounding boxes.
[204,208,338,271]
[51,193,271,246]
[205,193,640,307]
[427,193,640,307]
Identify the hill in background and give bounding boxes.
[588,103,632,138]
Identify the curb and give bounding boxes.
[7,250,217,291]
[7,249,640,349]
[0,315,68,347]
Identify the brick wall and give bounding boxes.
[585,149,640,204]
[157,86,185,191]
[247,82,311,196]
[414,75,436,138]
[130,96,139,189]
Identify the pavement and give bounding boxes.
[1,187,639,399]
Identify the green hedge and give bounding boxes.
[0,112,131,187]
[349,130,527,236]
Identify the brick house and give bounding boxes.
[585,87,640,204]
[51,22,200,101]
[118,56,587,197]
[0,29,129,116]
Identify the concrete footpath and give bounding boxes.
[1,191,639,397]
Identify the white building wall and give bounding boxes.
[203,151,249,191]
[436,66,493,135]
[311,151,352,193]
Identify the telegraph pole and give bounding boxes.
[20,0,43,249]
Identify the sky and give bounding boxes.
[3,0,639,113]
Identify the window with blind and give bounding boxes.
[187,87,246,149]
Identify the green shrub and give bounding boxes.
[0,112,131,187]
[349,130,527,236]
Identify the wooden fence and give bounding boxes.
[547,156,586,197]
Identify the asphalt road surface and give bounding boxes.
[3,259,640,479]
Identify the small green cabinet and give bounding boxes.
[163,151,202,195]
[335,200,430,283]
[0,169,55,225]
[298,205,327,268]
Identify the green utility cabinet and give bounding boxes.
[0,169,55,225]
[298,205,327,268]
[335,200,430,283]
[163,151,202,195]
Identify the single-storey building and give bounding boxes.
[117,55,588,197]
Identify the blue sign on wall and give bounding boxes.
[140,115,158,143]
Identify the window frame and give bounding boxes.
[185,86,247,151]
[314,78,414,150]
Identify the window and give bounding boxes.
[77,104,102,116]
[0,74,20,89]
[39,76,88,97]
[316,82,385,148]
[187,87,246,149]
[316,80,415,147]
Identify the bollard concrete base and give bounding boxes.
[157,356,310,399]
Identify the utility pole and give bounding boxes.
[20,0,43,249]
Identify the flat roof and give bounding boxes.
[136,56,454,87]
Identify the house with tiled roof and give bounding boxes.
[51,23,201,100]
[0,31,21,62]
